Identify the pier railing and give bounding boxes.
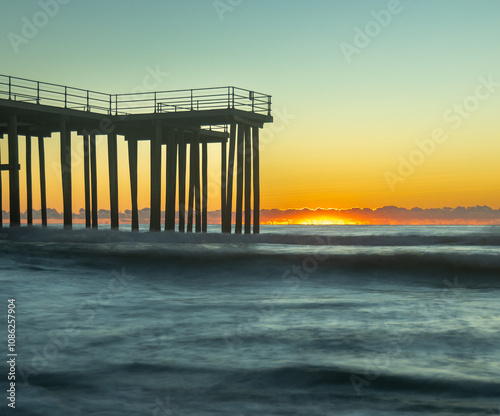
[0,74,272,116]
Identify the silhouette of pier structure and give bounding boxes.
[0,75,272,233]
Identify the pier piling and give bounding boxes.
[108,132,119,230]
[8,114,20,227]
[127,136,139,231]
[83,134,91,228]
[90,134,98,229]
[244,125,252,234]
[59,119,72,229]
[26,136,33,226]
[38,135,47,227]
[178,133,186,233]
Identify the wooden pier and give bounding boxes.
[0,75,272,233]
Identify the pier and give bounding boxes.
[0,75,272,233]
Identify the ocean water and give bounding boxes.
[1,225,500,415]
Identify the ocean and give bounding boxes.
[1,225,500,415]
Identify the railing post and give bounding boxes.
[154,92,157,113]
[64,86,67,108]
[268,96,271,116]
[250,91,254,112]
[227,87,231,109]
[8,76,11,100]
[86,91,89,111]
[37,82,40,104]
[232,87,235,109]
[190,89,193,110]
[115,95,118,115]
[109,95,112,115]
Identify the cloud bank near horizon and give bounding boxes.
[5,205,500,225]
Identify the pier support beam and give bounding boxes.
[8,114,20,227]
[90,134,98,229]
[83,134,91,228]
[235,123,244,234]
[244,125,252,234]
[252,127,260,234]
[202,142,208,232]
[178,131,186,233]
[108,132,119,230]
[127,136,139,231]
[26,136,33,226]
[194,131,202,233]
[165,127,177,231]
[0,138,3,227]
[38,136,47,227]
[60,119,72,229]
[150,122,162,231]
[224,123,236,233]
[0,139,2,227]
[221,141,227,233]
[187,141,195,233]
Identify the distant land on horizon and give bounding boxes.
[4,205,500,226]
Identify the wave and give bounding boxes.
[2,226,500,246]
[1,227,500,277]
[26,364,500,399]
[233,365,500,398]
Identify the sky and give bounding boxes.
[1,0,500,217]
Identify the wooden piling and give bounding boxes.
[202,142,208,233]
[127,136,139,231]
[178,131,186,233]
[150,122,162,231]
[60,119,72,229]
[221,141,227,233]
[0,138,3,227]
[26,136,33,226]
[194,130,202,233]
[83,134,91,228]
[252,127,260,234]
[187,141,195,233]
[38,136,47,227]
[108,133,119,230]
[90,134,98,229]
[235,123,244,234]
[165,127,177,231]
[224,123,236,233]
[8,114,20,227]
[244,125,252,234]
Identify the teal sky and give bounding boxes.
[2,0,500,210]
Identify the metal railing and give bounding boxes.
[0,74,272,117]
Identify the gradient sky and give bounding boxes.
[1,0,500,213]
